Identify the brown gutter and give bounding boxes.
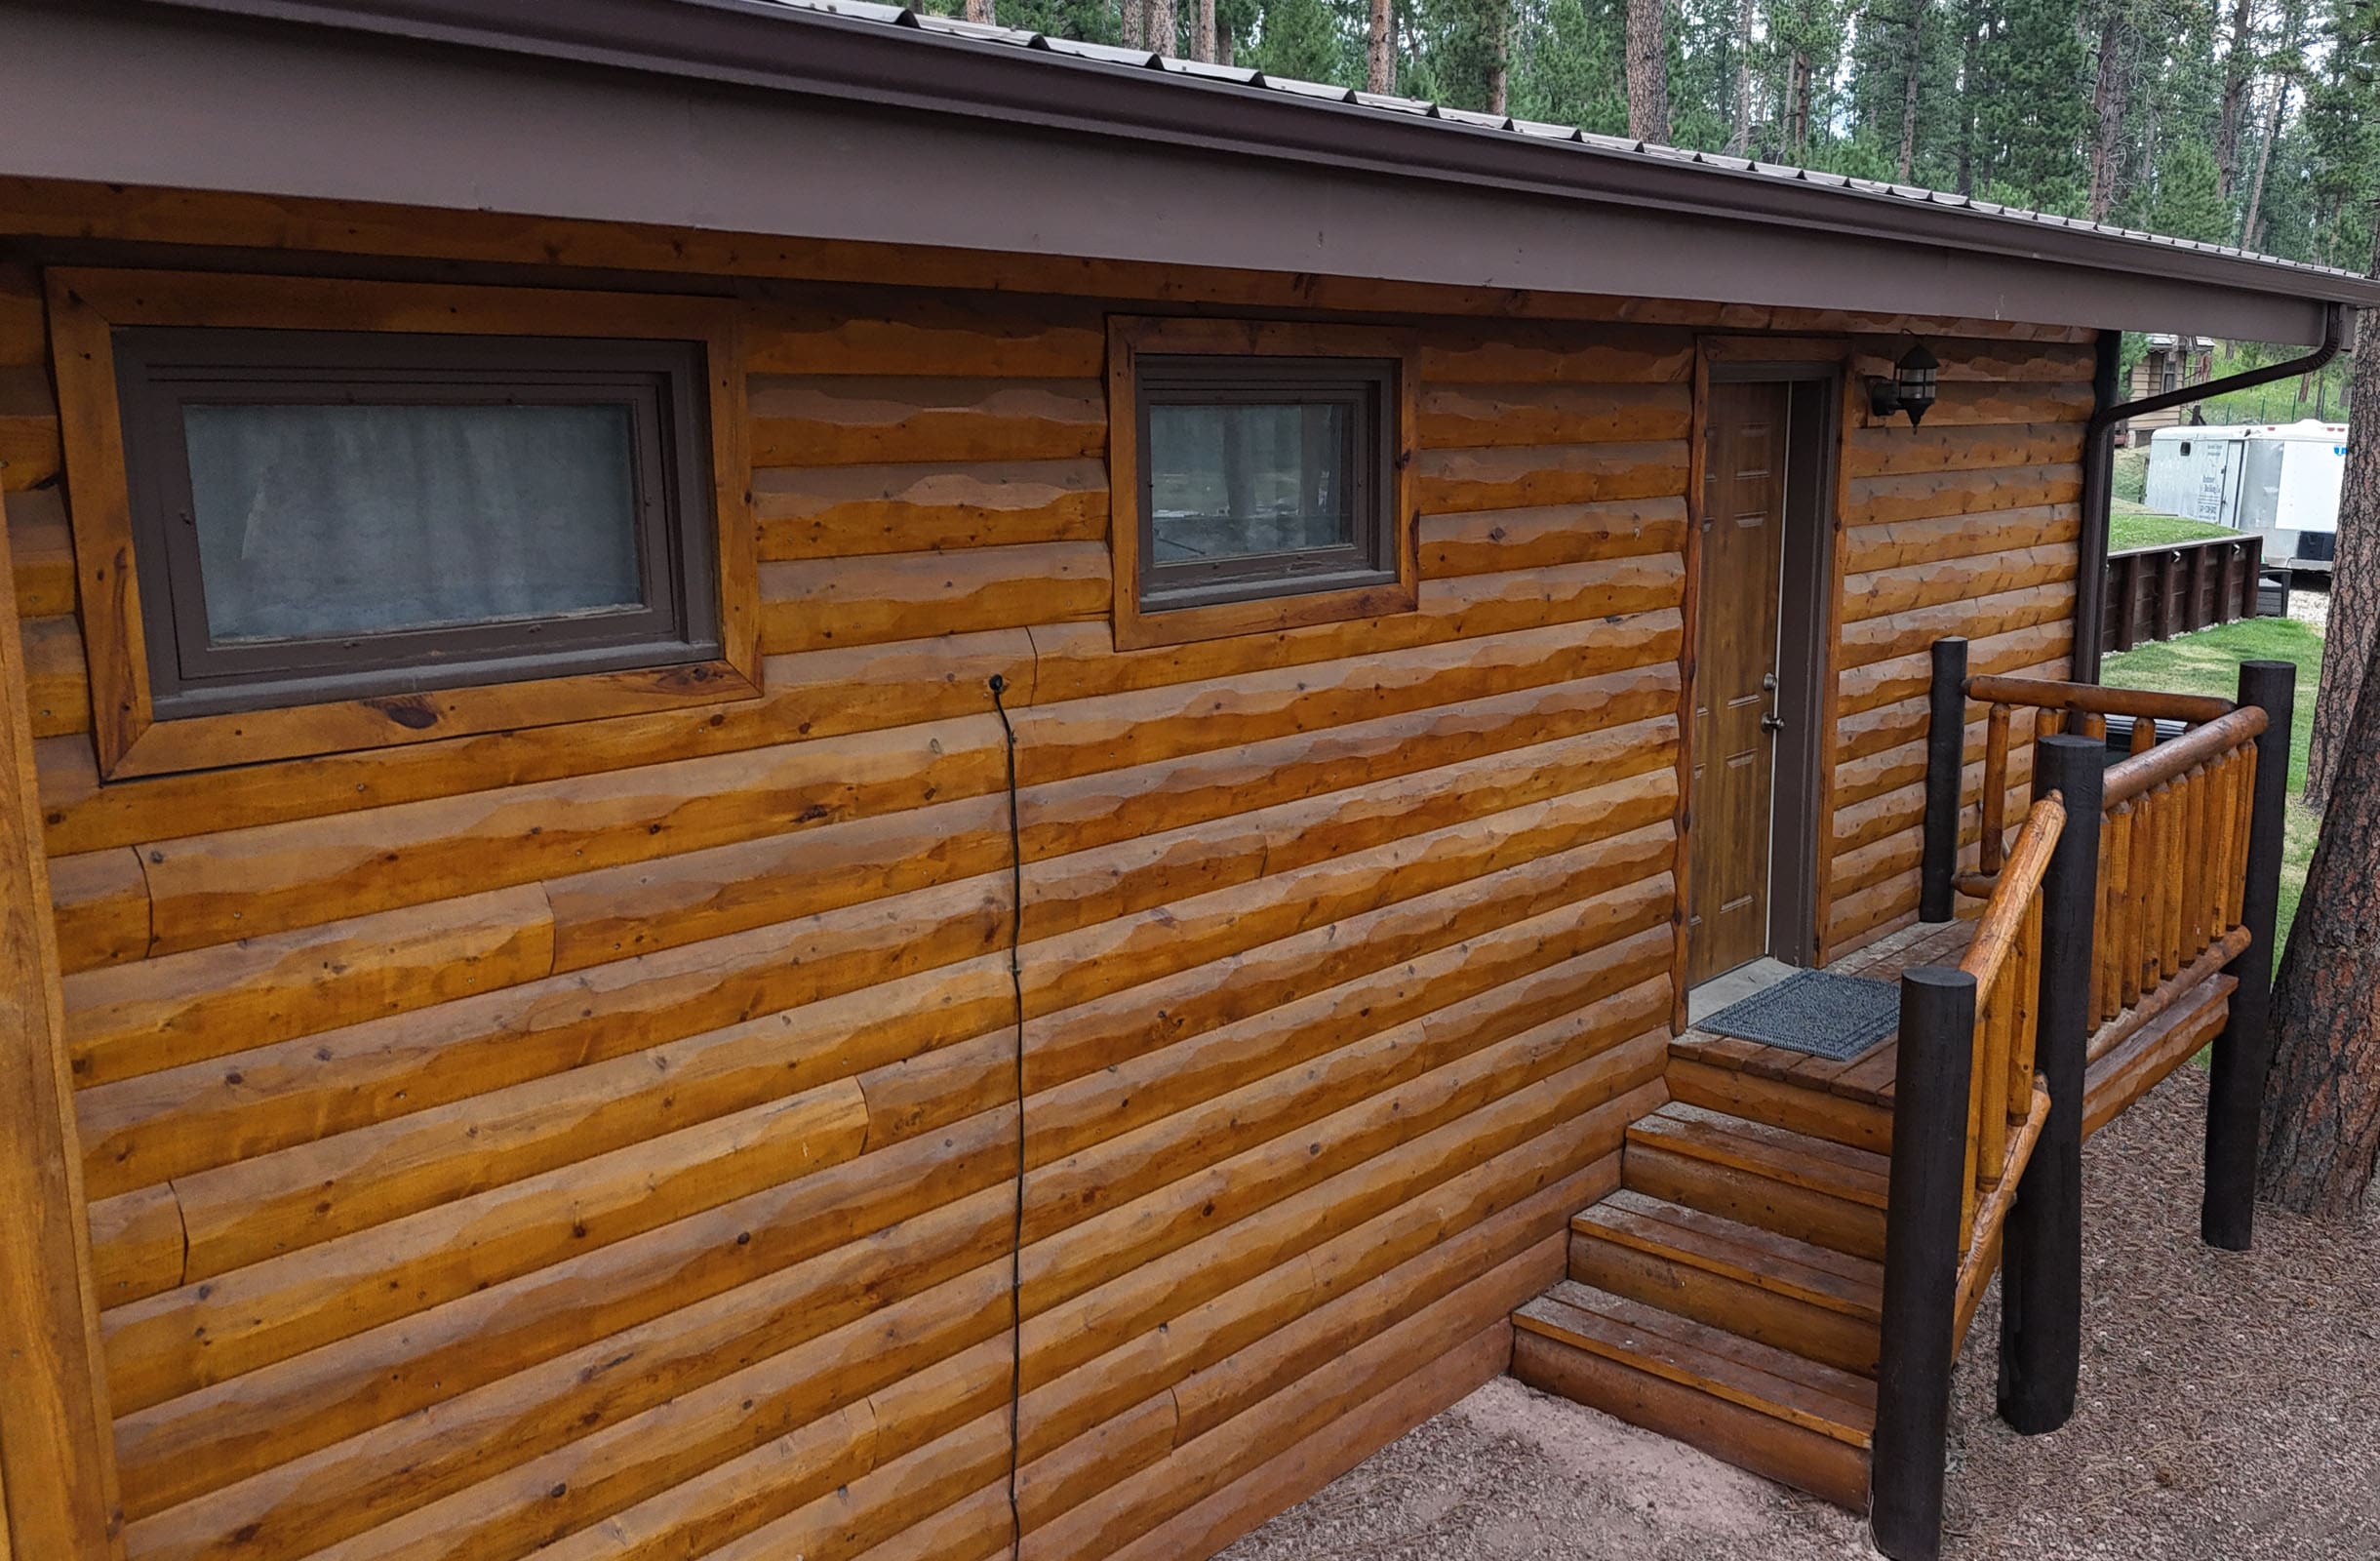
[2074,304,2350,682]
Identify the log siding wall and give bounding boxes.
[0,221,2086,1561]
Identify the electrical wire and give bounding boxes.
[987,671,1027,1554]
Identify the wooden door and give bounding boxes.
[1688,380,1792,986]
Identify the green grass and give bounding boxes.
[2108,503,2239,551]
[2101,615,2323,962]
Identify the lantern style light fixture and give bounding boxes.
[1867,339,1940,426]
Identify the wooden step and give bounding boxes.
[1666,1056,1893,1155]
[1513,1279,1873,1509]
[1568,1189,1883,1376]
[1626,1101,1890,1261]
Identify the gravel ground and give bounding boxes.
[1221,1067,2380,1561]
[2285,579,2330,633]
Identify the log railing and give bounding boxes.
[1881,637,2295,1561]
[1948,671,2266,1047]
[1952,797,2057,1262]
[1873,787,2067,1561]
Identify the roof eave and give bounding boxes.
[133,0,2380,314]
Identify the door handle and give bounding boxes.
[1761,712,1786,734]
[1761,672,1784,735]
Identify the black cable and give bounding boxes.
[987,671,1027,1553]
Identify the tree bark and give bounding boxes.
[1956,0,1981,195]
[964,0,996,21]
[1896,0,1924,182]
[1367,0,1394,93]
[2216,0,2256,199]
[1627,0,1671,142]
[1727,0,1755,155]
[2085,9,2129,221]
[2308,242,2380,811]
[2240,0,2302,248]
[1192,0,1216,61]
[1788,49,1811,156]
[2261,610,2380,1217]
[1486,0,1511,115]
[1145,0,1176,54]
[1123,0,1143,51]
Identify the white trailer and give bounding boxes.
[2143,420,2348,571]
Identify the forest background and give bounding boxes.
[929,0,2379,396]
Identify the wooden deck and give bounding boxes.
[1512,915,2237,1512]
[1662,921,1974,1156]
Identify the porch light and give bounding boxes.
[1867,340,1940,426]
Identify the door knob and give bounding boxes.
[1761,712,1786,734]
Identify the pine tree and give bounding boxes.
[1514,0,1632,131]
[1974,0,2092,210]
[1250,0,1355,81]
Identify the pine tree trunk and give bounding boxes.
[1896,0,1924,182]
[1192,0,1215,61]
[1367,0,1394,93]
[2261,608,2380,1217]
[1955,0,1980,195]
[1727,0,1755,155]
[1486,0,1511,115]
[2085,11,2128,221]
[2308,252,2380,811]
[1627,0,1670,142]
[2241,2,2302,247]
[964,0,996,20]
[1123,0,1143,51]
[2216,0,2255,198]
[1145,0,1176,54]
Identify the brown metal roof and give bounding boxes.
[8,0,2375,340]
[792,0,2371,290]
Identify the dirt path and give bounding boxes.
[1220,1067,2380,1561]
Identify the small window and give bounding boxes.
[1110,319,1416,649]
[47,270,757,778]
[1137,357,1395,611]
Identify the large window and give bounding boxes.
[116,330,719,719]
[48,271,757,778]
[1109,319,1417,649]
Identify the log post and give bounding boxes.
[2202,659,2295,1250]
[1870,967,1978,1561]
[0,513,120,1559]
[1921,637,1968,923]
[1996,734,2102,1435]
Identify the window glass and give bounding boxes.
[181,402,644,643]
[1145,402,1353,564]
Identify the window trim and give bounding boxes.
[46,268,759,779]
[1107,317,1418,650]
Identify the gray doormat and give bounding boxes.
[1699,970,1900,1061]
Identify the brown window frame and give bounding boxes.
[1107,317,1418,650]
[47,269,760,779]
[114,328,722,721]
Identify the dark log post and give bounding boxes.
[1920,637,1968,923]
[2203,659,2295,1248]
[1870,967,1978,1561]
[1997,733,2103,1435]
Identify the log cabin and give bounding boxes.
[0,5,2371,1561]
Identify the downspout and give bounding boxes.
[2076,304,2350,681]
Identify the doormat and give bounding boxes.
[1699,970,1900,1061]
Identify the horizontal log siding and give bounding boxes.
[20,269,1696,1561]
[1825,349,2090,959]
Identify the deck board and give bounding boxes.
[1671,920,1976,1110]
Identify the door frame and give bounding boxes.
[1675,339,1847,1028]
